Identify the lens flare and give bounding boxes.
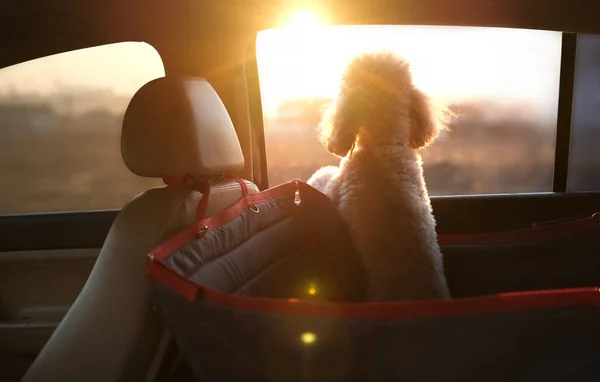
[301,332,317,345]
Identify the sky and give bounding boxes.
[257,24,562,120]
[0,20,562,123]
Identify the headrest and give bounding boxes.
[121,77,244,178]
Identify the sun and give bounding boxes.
[284,10,324,29]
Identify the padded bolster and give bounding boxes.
[121,77,245,178]
[164,195,297,293]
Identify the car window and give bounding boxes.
[0,42,165,215]
[256,25,562,195]
[568,34,600,192]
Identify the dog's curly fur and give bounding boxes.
[308,52,452,301]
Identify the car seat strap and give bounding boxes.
[161,174,211,221]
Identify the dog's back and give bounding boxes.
[310,52,451,301]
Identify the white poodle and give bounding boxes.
[308,52,452,301]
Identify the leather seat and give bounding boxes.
[23,77,258,382]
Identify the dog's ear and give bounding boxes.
[320,88,363,157]
[408,87,443,149]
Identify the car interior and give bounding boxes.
[1,0,600,381]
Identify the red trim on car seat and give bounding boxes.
[437,213,599,245]
[147,259,199,302]
[200,286,600,319]
[201,182,297,228]
[149,181,299,261]
[146,259,600,318]
[232,176,249,197]
[146,249,600,318]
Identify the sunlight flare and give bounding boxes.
[284,10,324,29]
[256,26,561,119]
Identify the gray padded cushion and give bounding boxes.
[159,182,367,301]
[121,77,244,178]
[164,194,301,296]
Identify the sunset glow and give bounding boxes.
[284,10,324,30]
[0,20,562,124]
[257,25,562,120]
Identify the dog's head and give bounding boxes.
[320,51,450,157]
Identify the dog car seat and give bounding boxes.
[147,180,600,381]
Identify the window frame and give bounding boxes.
[553,32,577,192]
[246,38,270,191]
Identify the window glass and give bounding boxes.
[257,25,561,195]
[0,42,165,214]
[568,34,600,192]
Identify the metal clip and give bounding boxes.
[197,225,209,237]
[249,204,260,214]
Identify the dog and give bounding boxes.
[308,51,452,301]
